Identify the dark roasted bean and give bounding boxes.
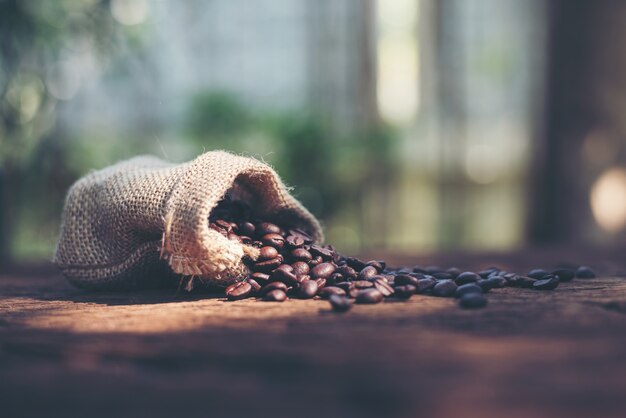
[239,221,256,237]
[335,281,355,292]
[251,272,270,283]
[416,278,436,293]
[260,281,288,295]
[576,266,596,278]
[271,267,299,285]
[309,255,324,266]
[257,222,282,236]
[425,266,442,274]
[310,262,336,279]
[446,267,461,278]
[296,274,310,284]
[455,272,480,285]
[309,245,334,259]
[319,286,346,299]
[328,272,344,284]
[228,232,243,242]
[412,266,428,274]
[395,274,419,286]
[336,265,357,278]
[478,268,499,278]
[258,246,279,261]
[285,235,305,247]
[225,281,252,300]
[247,278,261,294]
[393,285,416,299]
[298,280,319,299]
[315,278,327,289]
[476,279,493,292]
[366,260,385,272]
[355,288,384,304]
[517,276,536,288]
[373,277,394,297]
[432,280,457,297]
[532,275,559,290]
[291,261,310,276]
[455,283,483,298]
[433,272,453,281]
[347,288,360,299]
[329,295,353,312]
[253,256,283,272]
[263,289,287,302]
[358,265,378,280]
[288,228,314,244]
[353,280,374,289]
[528,269,550,279]
[459,293,488,309]
[290,248,312,262]
[552,269,575,282]
[486,276,507,289]
[346,257,367,271]
[261,233,285,249]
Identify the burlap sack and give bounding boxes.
[53,151,323,290]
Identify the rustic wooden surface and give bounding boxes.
[1,256,626,418]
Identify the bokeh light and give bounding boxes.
[590,167,626,232]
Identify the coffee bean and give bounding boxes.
[270,267,299,286]
[258,246,279,261]
[366,260,385,272]
[239,221,256,237]
[433,272,453,281]
[335,281,355,292]
[346,257,367,271]
[288,228,314,244]
[373,277,395,297]
[309,256,324,266]
[478,268,499,278]
[459,293,488,309]
[227,232,243,242]
[298,280,319,299]
[328,272,344,284]
[486,276,507,289]
[455,283,483,298]
[246,278,261,294]
[335,265,357,279]
[528,269,550,279]
[225,281,252,300]
[576,266,596,278]
[291,261,310,276]
[358,266,378,280]
[253,256,283,273]
[310,262,336,279]
[395,274,419,286]
[290,248,313,262]
[329,295,353,312]
[425,266,442,274]
[261,233,285,249]
[476,279,493,292]
[319,286,346,299]
[432,280,457,297]
[285,234,305,247]
[260,281,288,295]
[251,272,270,283]
[347,288,360,299]
[393,285,416,299]
[412,266,428,274]
[552,269,575,282]
[355,288,384,304]
[309,245,334,259]
[416,278,436,293]
[532,275,559,290]
[263,289,287,302]
[446,267,461,278]
[257,222,283,236]
[315,278,327,289]
[455,272,480,285]
[353,280,374,289]
[517,276,536,288]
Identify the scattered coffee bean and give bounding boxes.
[455,283,483,298]
[455,272,480,285]
[459,293,488,309]
[310,262,336,279]
[432,280,457,297]
[528,269,550,279]
[373,277,395,297]
[258,246,279,261]
[260,281,288,295]
[533,275,560,290]
[329,295,353,312]
[298,280,319,299]
[319,286,346,299]
[358,265,378,280]
[416,278,437,293]
[552,269,575,282]
[353,280,374,289]
[225,281,252,300]
[486,276,507,289]
[393,285,416,299]
[576,266,596,278]
[291,261,310,276]
[395,274,419,286]
[263,289,287,302]
[355,288,384,304]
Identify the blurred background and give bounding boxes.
[1,0,626,265]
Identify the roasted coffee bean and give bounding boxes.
[296,274,311,284]
[271,267,299,285]
[319,286,346,299]
[253,256,283,272]
[347,288,360,299]
[288,228,314,244]
[446,267,461,278]
[412,266,428,274]
[433,272,453,281]
[329,295,353,312]
[227,232,243,242]
[251,272,271,284]
[260,281,288,295]
[298,280,319,299]
[517,276,536,288]
[309,255,324,266]
[263,289,287,302]
[425,266,442,274]
[459,293,488,309]
[309,245,334,259]
[478,268,499,278]
[285,234,305,247]
[261,233,285,249]
[552,268,575,282]
[476,279,493,292]
[532,275,559,290]
[358,265,378,280]
[328,272,344,284]
[335,281,355,292]
[315,278,327,289]
[455,272,480,285]
[576,266,596,278]
[310,262,336,279]
[504,274,523,287]
[257,222,282,236]
[432,280,457,297]
[355,288,384,304]
[455,283,483,298]
[486,276,507,289]
[353,280,374,289]
[396,268,413,275]
[528,269,550,279]
[239,221,256,237]
[215,219,233,231]
[291,261,310,276]
[346,257,367,271]
[394,274,419,287]
[290,248,313,262]
[335,265,357,279]
[394,285,416,299]
[366,260,385,272]
[416,278,436,293]
[246,278,261,294]
[258,246,279,261]
[373,277,395,297]
[225,281,252,300]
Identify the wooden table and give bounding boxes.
[1,255,626,418]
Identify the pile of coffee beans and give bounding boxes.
[201,197,596,312]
